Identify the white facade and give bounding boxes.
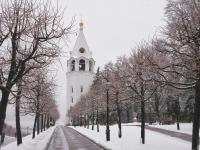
[66,22,95,124]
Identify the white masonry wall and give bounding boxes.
[66,71,95,123]
[65,24,95,124]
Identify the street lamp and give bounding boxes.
[105,80,111,141]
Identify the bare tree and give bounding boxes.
[152,0,200,149]
[0,0,73,135]
[104,62,130,138]
[19,68,57,139]
[15,80,22,145]
[122,44,161,144]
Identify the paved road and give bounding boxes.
[46,126,69,150]
[46,126,103,150]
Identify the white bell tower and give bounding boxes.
[66,22,95,124]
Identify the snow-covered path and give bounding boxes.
[145,125,195,142]
[46,126,103,150]
[46,126,69,150]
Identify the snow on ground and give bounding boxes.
[71,124,191,150]
[2,126,56,150]
[149,123,192,135]
[122,122,193,135]
[2,136,16,146]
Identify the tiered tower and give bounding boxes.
[66,22,95,124]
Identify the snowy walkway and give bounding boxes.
[46,126,103,150]
[145,126,193,142]
[125,124,199,143]
[46,126,69,150]
[146,125,200,143]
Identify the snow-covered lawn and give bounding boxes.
[149,123,192,135]
[2,136,16,146]
[2,126,55,150]
[122,122,193,135]
[71,124,191,150]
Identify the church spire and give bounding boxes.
[70,21,92,59]
[79,21,84,31]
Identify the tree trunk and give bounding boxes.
[43,114,46,131]
[47,114,50,129]
[92,111,94,130]
[154,93,161,123]
[77,116,80,126]
[84,114,86,128]
[140,82,145,144]
[176,98,180,130]
[176,115,180,130]
[192,80,200,150]
[87,114,89,129]
[15,83,22,145]
[0,88,10,135]
[116,92,122,138]
[149,107,152,125]
[80,114,82,126]
[118,110,122,138]
[37,113,40,135]
[126,109,130,123]
[32,113,38,139]
[141,99,145,144]
[96,109,99,132]
[157,113,161,124]
[41,114,43,132]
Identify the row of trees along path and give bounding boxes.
[0,0,74,146]
[69,1,200,150]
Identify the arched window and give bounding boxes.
[89,60,93,72]
[79,59,85,71]
[71,60,75,71]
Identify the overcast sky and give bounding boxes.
[6,0,168,127]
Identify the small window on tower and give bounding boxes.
[71,97,73,103]
[71,60,75,71]
[81,85,83,92]
[79,59,85,71]
[71,87,73,93]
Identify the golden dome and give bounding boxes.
[79,21,84,29]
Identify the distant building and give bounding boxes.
[66,22,95,124]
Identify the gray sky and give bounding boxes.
[6,0,167,127]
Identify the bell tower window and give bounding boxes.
[79,59,85,71]
[71,60,75,71]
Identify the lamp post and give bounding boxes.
[106,81,110,141]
